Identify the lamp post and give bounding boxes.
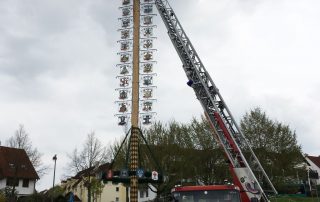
[52,154,57,202]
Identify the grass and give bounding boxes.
[270,197,320,202]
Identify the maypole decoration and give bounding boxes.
[139,0,157,126]
[116,0,134,127]
[116,0,157,127]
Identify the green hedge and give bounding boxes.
[275,183,304,194]
[270,197,317,202]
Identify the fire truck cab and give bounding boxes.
[171,185,242,202]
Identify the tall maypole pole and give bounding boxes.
[116,0,157,201]
[129,0,140,201]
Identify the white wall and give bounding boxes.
[306,158,320,185]
[0,178,36,196]
[0,179,6,189]
[65,180,158,202]
[100,182,127,202]
[16,179,36,196]
[138,184,157,202]
[99,182,157,202]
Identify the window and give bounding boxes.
[140,190,144,198]
[115,197,119,202]
[116,187,119,192]
[6,178,19,187]
[22,179,29,187]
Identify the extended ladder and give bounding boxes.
[155,0,277,201]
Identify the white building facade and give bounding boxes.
[0,178,36,196]
[305,155,320,185]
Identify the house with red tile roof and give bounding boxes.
[305,155,320,185]
[0,146,39,197]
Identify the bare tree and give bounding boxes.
[67,132,109,202]
[68,132,109,173]
[6,124,47,177]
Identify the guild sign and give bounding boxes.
[107,170,113,179]
[137,169,144,178]
[143,27,153,37]
[120,169,129,178]
[143,101,152,111]
[143,63,153,73]
[151,171,158,181]
[121,30,129,39]
[118,116,127,125]
[142,115,152,125]
[119,103,127,113]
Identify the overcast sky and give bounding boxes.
[1,0,319,191]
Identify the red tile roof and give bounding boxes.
[72,163,110,178]
[0,146,39,180]
[306,155,320,169]
[74,166,95,178]
[97,163,110,172]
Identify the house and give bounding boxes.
[61,177,84,201]
[61,163,157,202]
[305,155,320,185]
[0,146,39,197]
[100,181,157,202]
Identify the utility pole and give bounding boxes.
[52,154,57,202]
[130,0,140,201]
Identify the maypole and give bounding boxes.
[129,0,140,200]
[116,0,157,201]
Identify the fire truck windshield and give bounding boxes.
[172,189,241,202]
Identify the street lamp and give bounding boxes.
[52,154,57,202]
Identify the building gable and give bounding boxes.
[0,146,39,180]
[306,155,320,169]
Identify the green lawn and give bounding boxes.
[270,197,319,202]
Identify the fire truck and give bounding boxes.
[153,0,278,201]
